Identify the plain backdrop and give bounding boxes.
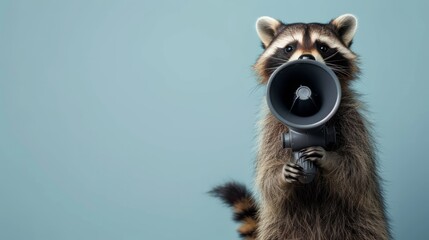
[1,0,428,239]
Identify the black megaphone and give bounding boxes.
[266,59,341,184]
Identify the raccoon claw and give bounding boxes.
[300,146,326,166]
[283,162,304,184]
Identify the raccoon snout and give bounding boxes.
[299,54,315,60]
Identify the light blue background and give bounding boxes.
[0,1,427,239]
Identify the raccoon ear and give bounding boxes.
[330,14,358,47]
[256,16,282,48]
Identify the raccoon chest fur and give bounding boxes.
[257,92,388,240]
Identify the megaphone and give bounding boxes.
[266,59,341,184]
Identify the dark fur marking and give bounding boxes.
[303,25,312,50]
[264,42,297,75]
[315,40,353,80]
[239,230,256,238]
[234,207,257,221]
[209,182,252,207]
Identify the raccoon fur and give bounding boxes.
[210,14,390,240]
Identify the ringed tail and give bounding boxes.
[209,182,258,240]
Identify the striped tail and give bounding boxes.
[209,182,258,240]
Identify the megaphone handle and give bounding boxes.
[293,151,317,184]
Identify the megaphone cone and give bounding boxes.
[267,59,341,131]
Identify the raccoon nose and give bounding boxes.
[299,54,315,60]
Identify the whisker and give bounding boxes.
[332,70,351,77]
[266,63,287,70]
[325,58,348,64]
[269,56,289,62]
[325,64,349,72]
[325,64,348,71]
[325,64,351,76]
[325,64,347,70]
[265,62,284,69]
[265,67,282,70]
[324,62,347,68]
[323,51,340,61]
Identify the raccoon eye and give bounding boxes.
[319,44,329,52]
[284,45,294,53]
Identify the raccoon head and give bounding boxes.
[253,14,359,84]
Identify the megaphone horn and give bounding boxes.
[267,59,341,131]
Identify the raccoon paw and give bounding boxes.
[283,162,304,184]
[300,146,326,167]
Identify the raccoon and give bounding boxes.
[210,14,390,240]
